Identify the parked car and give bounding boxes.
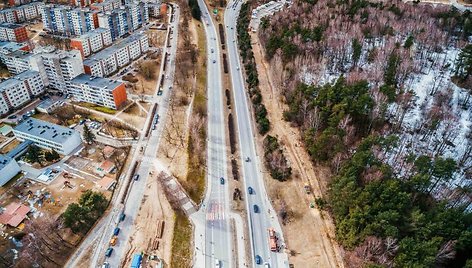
[119,213,126,222]
[248,187,253,195]
[113,227,120,236]
[253,204,259,213]
[220,177,225,185]
[102,262,110,268]
[133,174,140,181]
[105,248,113,257]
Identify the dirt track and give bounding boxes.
[251,32,345,268]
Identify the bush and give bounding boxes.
[263,135,291,181]
[138,60,158,80]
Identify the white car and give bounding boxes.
[215,259,220,267]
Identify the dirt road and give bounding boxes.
[250,33,345,268]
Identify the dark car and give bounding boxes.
[255,255,262,264]
[220,177,224,185]
[113,227,120,236]
[253,204,259,213]
[119,213,126,222]
[105,248,113,257]
[7,115,17,119]
[133,174,140,181]
[248,187,253,195]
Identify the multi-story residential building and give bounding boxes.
[125,2,148,31]
[83,33,148,77]
[70,73,127,109]
[0,70,44,114]
[0,41,30,62]
[0,155,21,187]
[0,23,28,42]
[13,118,82,155]
[40,49,84,92]
[8,0,34,7]
[0,2,43,23]
[97,3,148,40]
[90,0,120,12]
[97,9,129,41]
[41,5,99,36]
[70,27,112,57]
[14,2,43,22]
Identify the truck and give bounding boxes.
[267,227,277,252]
[130,253,142,268]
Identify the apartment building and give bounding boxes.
[70,73,127,109]
[0,155,21,187]
[13,118,82,155]
[0,70,44,114]
[70,27,112,57]
[83,33,148,77]
[91,0,121,12]
[0,2,43,23]
[41,5,99,36]
[0,23,27,42]
[125,2,148,31]
[0,41,30,62]
[40,49,84,92]
[97,3,148,40]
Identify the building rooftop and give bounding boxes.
[0,22,24,30]
[0,41,28,54]
[83,33,145,66]
[14,118,79,144]
[14,70,40,80]
[71,73,122,91]
[72,28,110,41]
[0,154,14,170]
[0,70,40,93]
[0,202,30,227]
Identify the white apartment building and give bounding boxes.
[70,28,112,57]
[0,22,28,43]
[41,5,98,36]
[125,2,148,31]
[0,155,21,187]
[13,2,43,22]
[40,49,84,92]
[13,118,82,155]
[91,0,121,12]
[0,70,44,114]
[0,9,18,24]
[83,33,148,77]
[70,73,127,109]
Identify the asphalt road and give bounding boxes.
[64,4,180,268]
[189,0,235,267]
[225,1,289,267]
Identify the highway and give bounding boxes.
[64,4,180,268]
[189,0,235,267]
[225,1,289,267]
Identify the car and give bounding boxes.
[220,177,224,185]
[211,48,214,53]
[264,262,270,268]
[215,259,220,267]
[105,248,113,257]
[248,187,253,195]
[253,204,259,213]
[168,85,172,90]
[113,227,120,236]
[133,174,140,181]
[236,66,239,70]
[109,236,117,246]
[212,60,216,63]
[102,262,110,268]
[255,255,262,264]
[7,115,17,119]
[152,125,156,130]
[119,213,126,221]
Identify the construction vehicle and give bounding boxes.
[304,184,311,194]
[267,227,277,252]
[130,253,142,268]
[110,236,117,246]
